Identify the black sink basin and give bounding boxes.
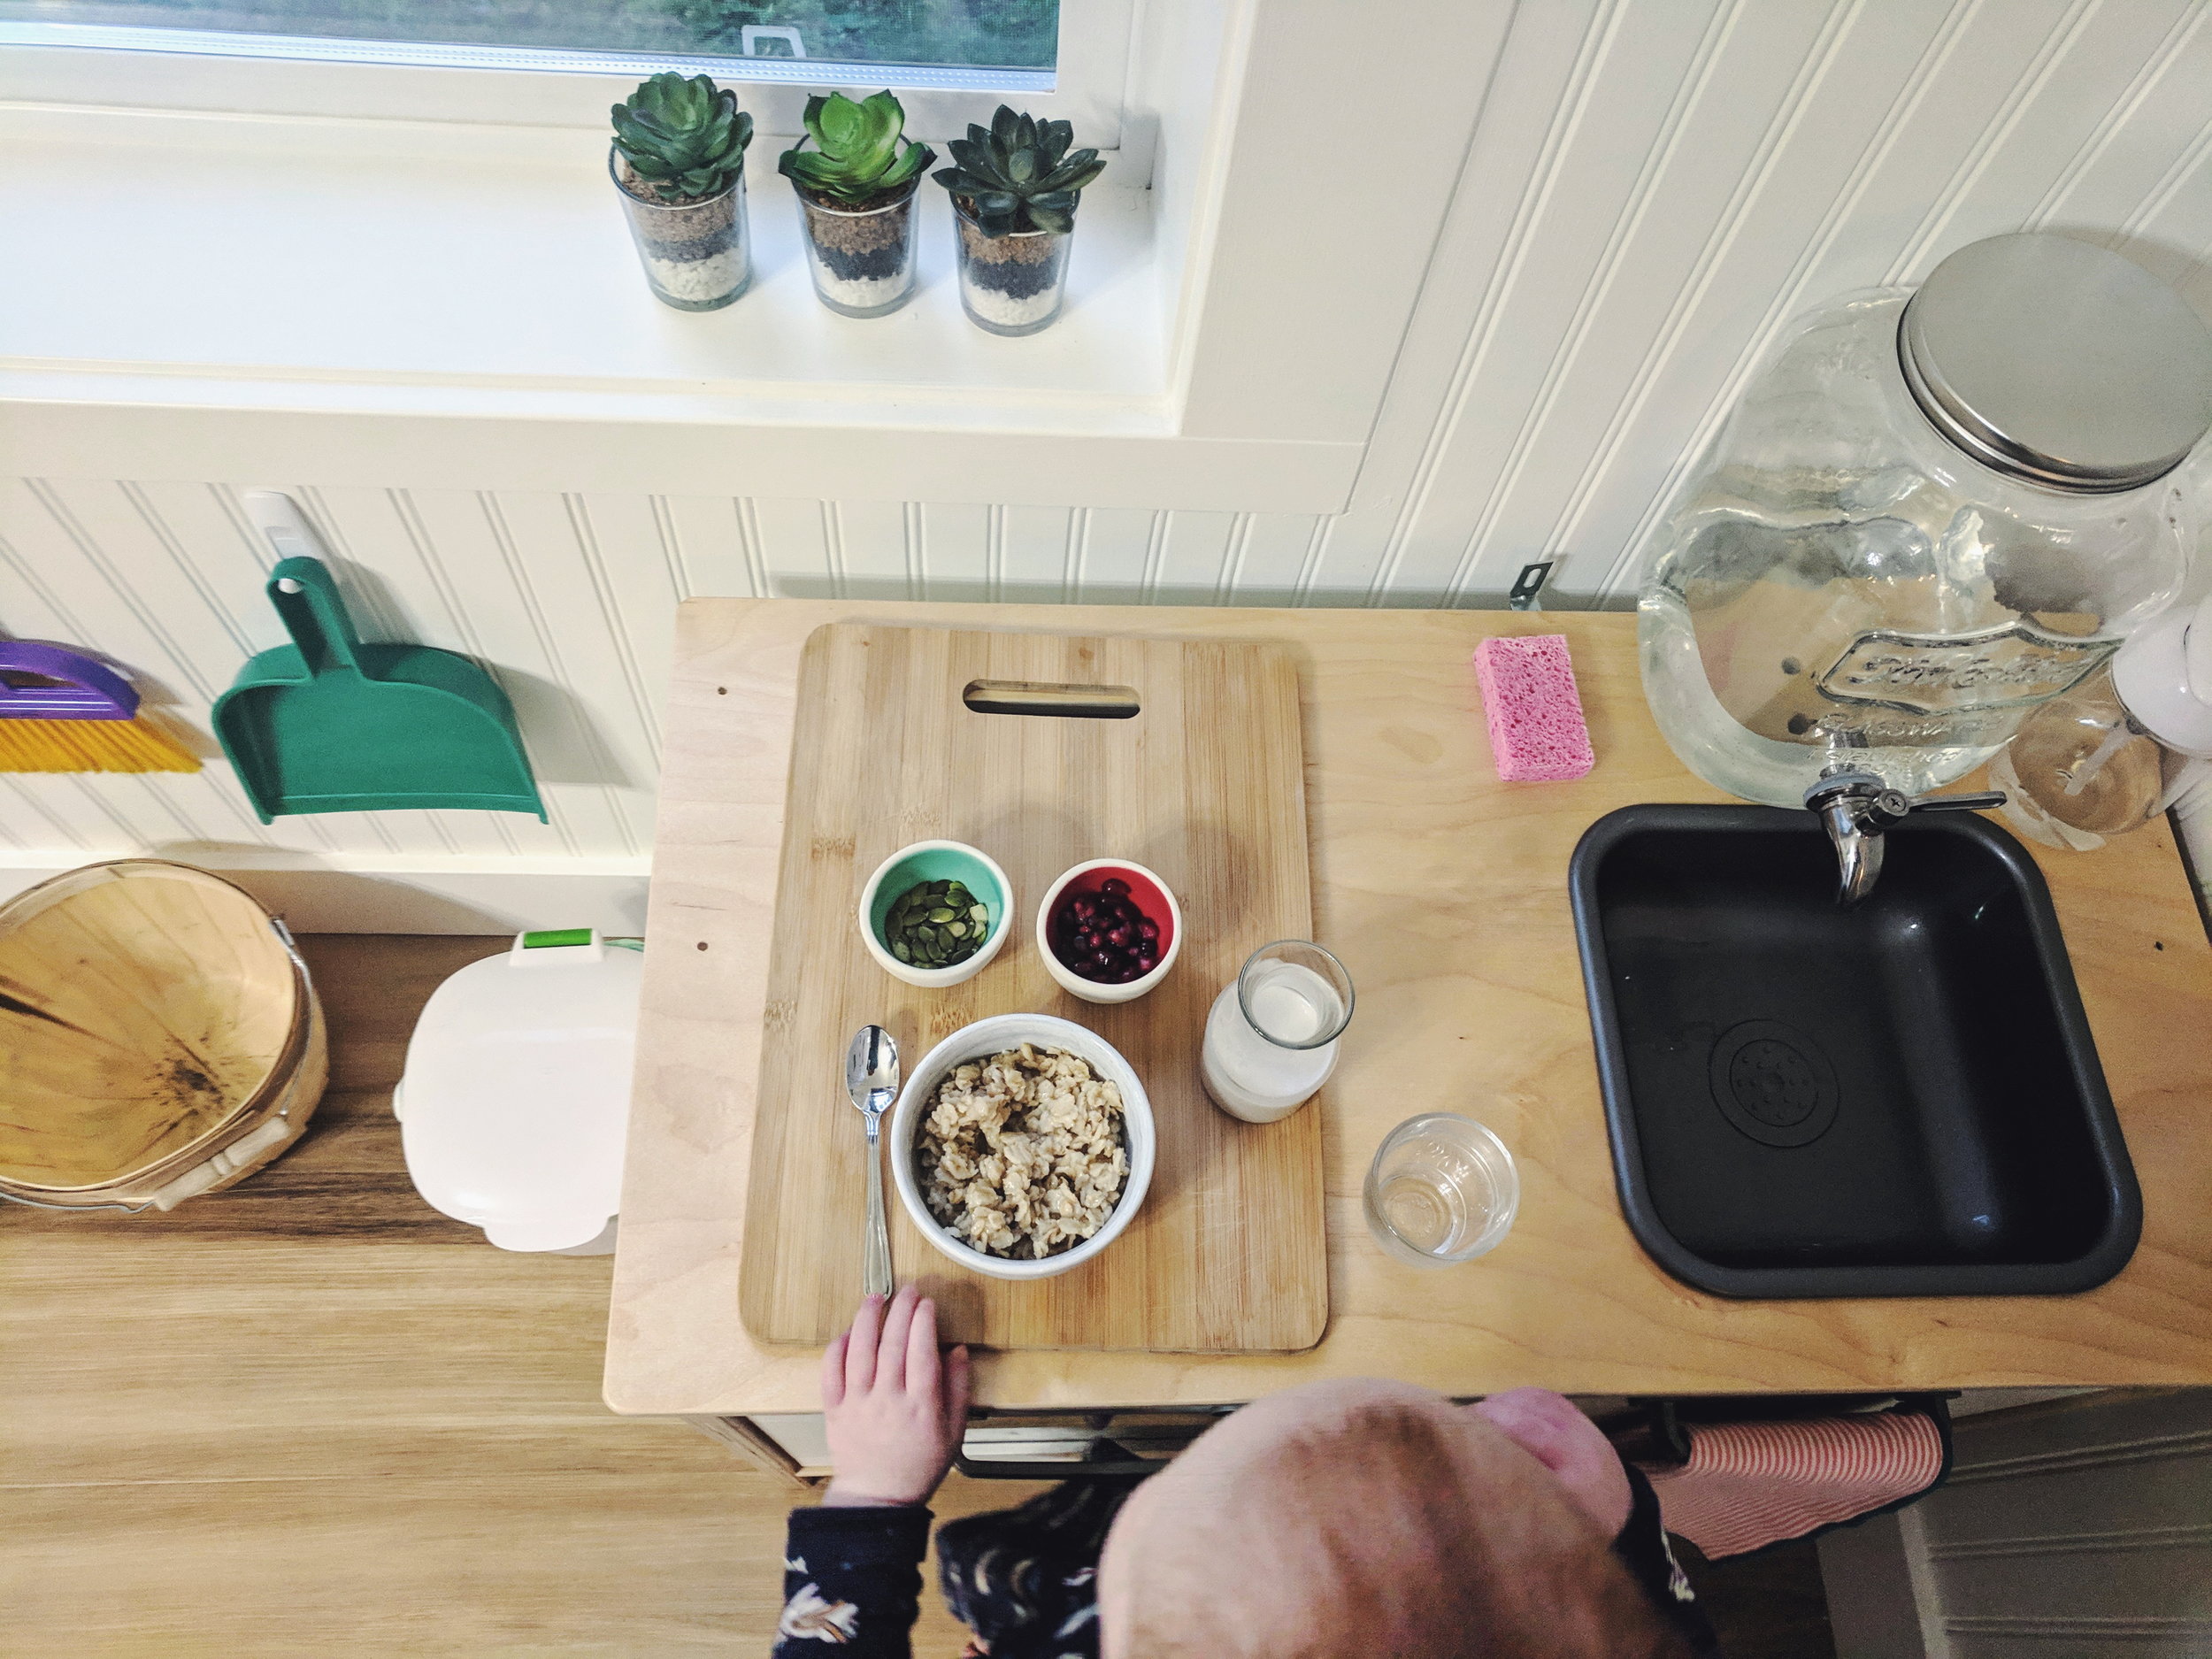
[1570,804,2140,1299]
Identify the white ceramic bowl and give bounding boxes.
[1033,859,1183,1005]
[857,840,1014,988]
[889,1013,1155,1281]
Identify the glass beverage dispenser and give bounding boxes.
[1640,233,2212,808]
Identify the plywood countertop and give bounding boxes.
[605,600,2212,1417]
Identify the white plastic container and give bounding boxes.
[394,928,642,1254]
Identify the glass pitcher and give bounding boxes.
[1640,234,2210,808]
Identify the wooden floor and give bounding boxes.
[2,934,1830,1655]
[1,935,1043,1657]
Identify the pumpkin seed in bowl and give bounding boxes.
[886,878,992,969]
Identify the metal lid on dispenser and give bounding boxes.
[1899,232,2212,494]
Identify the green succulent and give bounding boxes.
[778,89,936,206]
[611,72,753,202]
[933,104,1106,236]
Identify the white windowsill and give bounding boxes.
[0,102,1170,435]
[0,0,1442,515]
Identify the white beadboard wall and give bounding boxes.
[1315,0,2212,608]
[1819,1389,2212,1656]
[5,0,2212,902]
[0,483,1327,869]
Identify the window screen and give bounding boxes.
[0,0,1060,76]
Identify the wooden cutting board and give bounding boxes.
[739,623,1326,1353]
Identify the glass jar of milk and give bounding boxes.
[1202,941,1355,1123]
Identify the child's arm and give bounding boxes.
[772,1286,972,1656]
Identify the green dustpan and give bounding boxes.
[213,557,545,823]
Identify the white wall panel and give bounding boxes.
[1069,507,1156,605]
[745,495,832,599]
[1152,511,1240,604]
[657,494,764,601]
[918,501,995,603]
[826,497,917,601]
[1330,0,2212,607]
[4,0,2209,873]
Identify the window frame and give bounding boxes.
[1,0,1520,515]
[0,0,1137,152]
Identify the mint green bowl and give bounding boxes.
[857,840,1013,987]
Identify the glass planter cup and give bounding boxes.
[952,199,1071,336]
[795,179,920,318]
[610,150,750,312]
[1200,941,1355,1124]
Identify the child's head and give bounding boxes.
[1096,1379,1692,1659]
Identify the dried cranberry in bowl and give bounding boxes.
[1052,874,1164,984]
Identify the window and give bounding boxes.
[0,0,1135,151]
[0,0,1058,84]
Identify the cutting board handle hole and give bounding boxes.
[962,680,1141,719]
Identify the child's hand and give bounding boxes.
[820,1285,972,1509]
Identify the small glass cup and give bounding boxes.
[610,149,750,312]
[952,199,1071,336]
[1200,941,1354,1123]
[794,179,919,318]
[1364,1113,1518,1268]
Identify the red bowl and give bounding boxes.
[1034,859,1183,1003]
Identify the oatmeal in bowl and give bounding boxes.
[890,1014,1155,1280]
[919,1043,1127,1259]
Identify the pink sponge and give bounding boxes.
[1473,634,1594,782]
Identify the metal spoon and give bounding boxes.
[844,1025,898,1298]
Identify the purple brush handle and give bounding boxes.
[0,642,138,720]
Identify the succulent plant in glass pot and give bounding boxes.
[610,72,755,311]
[933,105,1107,336]
[778,90,937,318]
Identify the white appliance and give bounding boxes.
[395,928,642,1254]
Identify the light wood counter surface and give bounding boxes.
[606,600,2212,1417]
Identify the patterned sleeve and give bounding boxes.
[774,1504,933,1656]
[1612,1461,1721,1658]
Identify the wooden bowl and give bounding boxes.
[0,860,326,1212]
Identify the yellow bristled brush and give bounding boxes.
[0,642,201,774]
